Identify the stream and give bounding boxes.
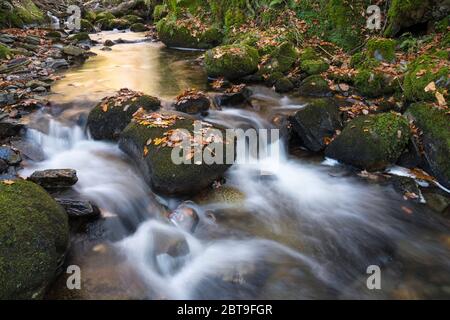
[19,31,450,300]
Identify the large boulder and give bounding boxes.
[119,110,231,196]
[259,42,298,74]
[204,45,260,80]
[0,179,69,299]
[297,75,332,97]
[354,68,398,98]
[325,113,410,171]
[290,99,342,152]
[406,103,450,189]
[87,89,161,141]
[156,17,222,49]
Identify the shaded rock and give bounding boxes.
[28,169,78,189]
[0,179,68,299]
[68,32,91,42]
[406,103,450,188]
[423,192,450,217]
[275,77,294,93]
[119,110,231,196]
[104,39,115,47]
[391,176,422,202]
[289,99,342,152]
[0,118,23,138]
[214,85,252,107]
[260,42,298,74]
[46,58,69,70]
[300,59,329,75]
[0,159,7,172]
[0,146,21,165]
[26,80,51,90]
[130,23,148,32]
[62,45,85,57]
[297,75,332,97]
[367,38,396,63]
[56,198,101,221]
[87,89,161,141]
[0,92,16,107]
[174,90,210,115]
[10,139,45,162]
[194,185,246,206]
[169,201,199,233]
[325,113,410,171]
[354,68,398,98]
[205,45,260,80]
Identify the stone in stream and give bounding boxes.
[119,110,232,196]
[0,146,21,165]
[62,45,85,57]
[297,75,332,97]
[28,169,78,190]
[169,201,200,233]
[214,85,252,108]
[45,58,69,70]
[405,103,450,189]
[87,89,161,141]
[0,179,69,299]
[0,118,23,138]
[174,89,210,115]
[325,113,410,171]
[289,98,343,152]
[104,39,115,47]
[55,198,101,221]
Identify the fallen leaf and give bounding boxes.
[424,81,436,92]
[435,91,447,106]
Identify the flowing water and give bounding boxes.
[20,31,450,300]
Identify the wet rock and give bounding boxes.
[0,146,21,165]
[33,86,47,93]
[68,32,91,43]
[0,57,30,73]
[0,159,7,172]
[169,201,200,233]
[104,39,115,47]
[260,42,298,74]
[406,103,450,189]
[0,92,17,107]
[204,45,259,80]
[45,58,69,70]
[195,185,246,206]
[26,80,51,90]
[56,198,101,221]
[325,113,410,171]
[62,45,85,57]
[289,98,342,152]
[423,192,450,217]
[28,169,78,190]
[0,118,23,138]
[0,179,68,299]
[119,110,231,196]
[275,77,294,93]
[87,89,161,141]
[174,90,210,115]
[130,23,148,32]
[297,75,332,97]
[391,176,422,202]
[10,139,45,162]
[214,85,252,107]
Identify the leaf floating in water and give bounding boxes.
[401,206,413,215]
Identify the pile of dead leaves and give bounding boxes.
[99,88,143,113]
[175,89,207,103]
[133,110,185,129]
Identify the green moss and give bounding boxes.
[204,44,260,80]
[95,11,116,22]
[80,19,94,32]
[130,23,148,32]
[68,32,91,42]
[224,8,245,30]
[407,103,450,187]
[14,0,44,25]
[84,10,97,22]
[301,59,329,75]
[325,113,410,171]
[297,75,331,97]
[354,68,397,98]
[299,47,318,61]
[123,14,144,24]
[0,179,68,299]
[367,38,397,62]
[435,16,449,33]
[0,44,11,60]
[403,54,449,102]
[385,0,431,36]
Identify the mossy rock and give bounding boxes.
[80,19,94,33]
[84,10,97,22]
[95,11,115,22]
[299,47,319,61]
[123,14,144,24]
[367,38,397,63]
[275,77,294,93]
[106,18,131,30]
[385,0,438,37]
[156,17,222,49]
[403,54,449,103]
[260,42,297,74]
[354,68,398,98]
[68,32,91,42]
[325,113,411,171]
[350,52,379,69]
[406,103,450,188]
[290,98,342,152]
[0,179,69,299]
[153,4,168,22]
[204,44,260,80]
[87,91,161,141]
[300,59,329,75]
[119,110,232,196]
[130,23,148,32]
[0,44,11,59]
[297,75,331,97]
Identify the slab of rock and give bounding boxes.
[215,85,252,107]
[28,169,78,189]
[289,99,342,152]
[0,118,23,138]
[169,201,199,233]
[174,90,210,115]
[62,45,85,57]
[55,198,101,221]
